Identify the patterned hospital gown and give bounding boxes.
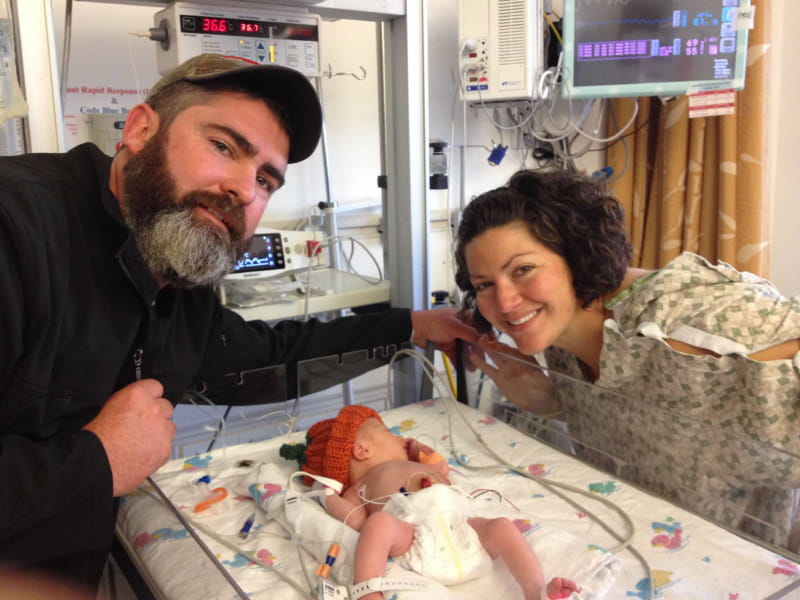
[543,252,800,547]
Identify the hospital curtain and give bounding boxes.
[605,0,771,276]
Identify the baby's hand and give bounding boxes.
[404,438,427,461]
[403,437,418,460]
[405,438,445,464]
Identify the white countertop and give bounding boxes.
[226,268,391,321]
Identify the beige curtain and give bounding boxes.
[606,0,771,276]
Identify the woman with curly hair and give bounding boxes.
[454,169,800,549]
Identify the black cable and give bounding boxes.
[584,116,652,154]
[60,0,74,104]
[206,404,232,453]
[455,339,468,405]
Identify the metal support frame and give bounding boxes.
[382,0,429,313]
[381,1,431,404]
[11,0,65,152]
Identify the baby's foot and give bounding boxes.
[546,577,580,599]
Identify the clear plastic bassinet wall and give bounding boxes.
[463,347,800,558]
[171,343,409,460]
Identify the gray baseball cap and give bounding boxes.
[146,53,322,163]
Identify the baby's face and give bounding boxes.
[357,418,408,462]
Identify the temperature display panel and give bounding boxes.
[154,3,321,76]
[180,15,319,41]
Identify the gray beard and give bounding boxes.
[134,208,239,288]
[121,125,248,289]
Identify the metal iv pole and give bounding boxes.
[311,74,354,405]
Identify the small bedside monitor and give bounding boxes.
[225,232,286,280]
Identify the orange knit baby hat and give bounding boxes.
[279,405,381,487]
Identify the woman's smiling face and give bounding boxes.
[464,221,579,354]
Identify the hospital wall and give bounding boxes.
[767,0,800,296]
[48,0,799,301]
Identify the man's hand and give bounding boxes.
[82,379,175,496]
[410,308,479,363]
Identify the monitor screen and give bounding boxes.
[225,232,286,280]
[561,0,750,99]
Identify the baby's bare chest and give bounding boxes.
[361,460,449,504]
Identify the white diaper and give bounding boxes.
[383,484,492,585]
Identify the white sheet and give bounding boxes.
[118,399,800,599]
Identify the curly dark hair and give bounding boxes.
[454,169,632,334]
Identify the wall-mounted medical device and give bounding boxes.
[151,2,320,75]
[457,0,544,103]
[225,229,326,281]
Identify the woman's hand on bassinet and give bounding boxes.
[466,337,560,416]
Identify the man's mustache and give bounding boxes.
[179,191,247,241]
